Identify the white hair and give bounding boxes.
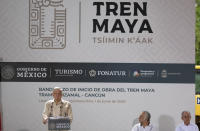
[181,111,191,117]
[143,111,151,122]
[53,87,62,92]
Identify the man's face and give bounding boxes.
[52,89,62,102]
[139,112,146,123]
[182,112,191,125]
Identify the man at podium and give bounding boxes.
[42,87,73,131]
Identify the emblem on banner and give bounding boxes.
[29,0,66,49]
[1,65,15,80]
[161,69,167,78]
[89,69,96,77]
[133,71,140,78]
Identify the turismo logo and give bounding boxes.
[54,69,84,77]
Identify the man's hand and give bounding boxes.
[43,118,48,124]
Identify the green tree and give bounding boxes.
[196,0,200,65]
[196,0,200,93]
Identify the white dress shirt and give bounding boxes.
[175,122,199,131]
[131,123,155,131]
[42,99,73,131]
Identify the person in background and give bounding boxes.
[175,111,199,131]
[131,111,155,131]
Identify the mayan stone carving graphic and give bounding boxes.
[29,0,66,49]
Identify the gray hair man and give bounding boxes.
[175,111,199,131]
[42,87,73,131]
[131,111,155,131]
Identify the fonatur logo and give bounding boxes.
[89,69,96,77]
[29,0,66,49]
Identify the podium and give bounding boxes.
[48,117,70,130]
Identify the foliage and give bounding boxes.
[196,73,200,93]
[196,0,200,65]
[196,0,200,93]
